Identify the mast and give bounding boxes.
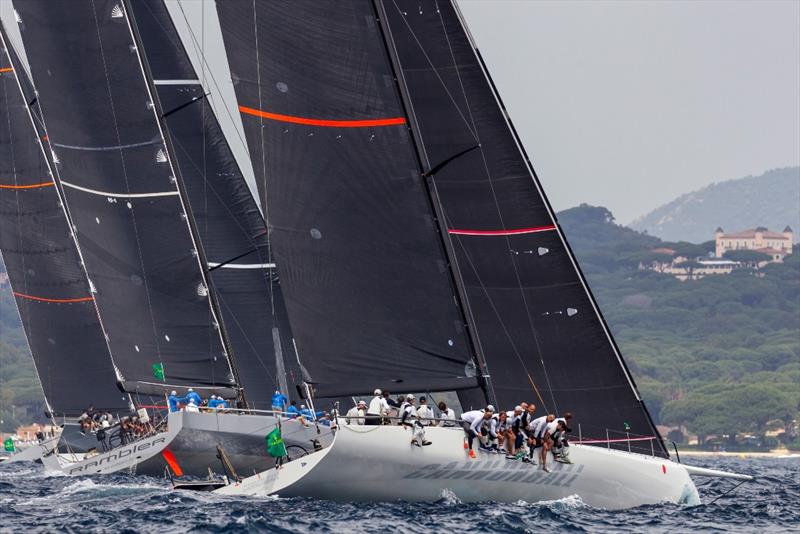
[371,0,495,408]
[121,0,244,405]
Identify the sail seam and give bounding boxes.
[239,105,406,128]
[60,180,180,199]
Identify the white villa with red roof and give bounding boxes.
[715,226,793,261]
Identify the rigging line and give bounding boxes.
[167,133,267,252]
[422,144,480,178]
[91,0,164,363]
[0,181,54,189]
[173,0,254,177]
[238,105,406,128]
[445,213,550,413]
[51,139,160,152]
[250,0,277,320]
[207,248,258,272]
[13,292,94,304]
[215,293,278,385]
[387,0,478,141]
[161,93,209,118]
[434,5,560,414]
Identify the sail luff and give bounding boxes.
[120,0,242,403]
[372,0,494,407]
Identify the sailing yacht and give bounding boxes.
[207,0,750,507]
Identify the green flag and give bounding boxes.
[152,362,165,381]
[3,438,15,452]
[265,427,287,458]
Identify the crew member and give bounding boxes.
[366,389,386,426]
[185,388,202,406]
[416,396,434,426]
[346,400,367,425]
[461,405,494,458]
[400,394,431,446]
[168,391,183,413]
[271,390,288,413]
[438,402,456,427]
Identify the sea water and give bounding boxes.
[0,456,797,532]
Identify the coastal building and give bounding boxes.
[715,226,793,262]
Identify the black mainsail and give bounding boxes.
[216,2,479,397]
[0,23,128,416]
[15,0,236,398]
[216,0,665,455]
[124,0,299,409]
[378,1,665,455]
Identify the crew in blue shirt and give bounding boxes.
[300,405,324,421]
[207,395,220,409]
[271,390,288,413]
[168,390,184,412]
[185,388,202,406]
[286,400,301,418]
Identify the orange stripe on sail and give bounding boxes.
[239,105,406,128]
[0,67,13,73]
[0,182,55,190]
[13,292,94,304]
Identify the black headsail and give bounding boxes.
[379,0,667,456]
[215,2,479,398]
[0,23,128,416]
[123,0,299,409]
[14,0,237,399]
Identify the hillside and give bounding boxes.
[630,167,800,243]
[561,205,799,446]
[1,208,799,445]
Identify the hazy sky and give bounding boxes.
[3,1,798,223]
[458,0,800,222]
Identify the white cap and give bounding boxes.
[171,390,177,396]
[275,390,280,395]
[357,400,367,406]
[514,405,523,412]
[188,388,194,392]
[486,405,495,412]
[374,389,382,396]
[406,394,415,401]
[301,404,306,408]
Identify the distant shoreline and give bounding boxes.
[679,450,799,458]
